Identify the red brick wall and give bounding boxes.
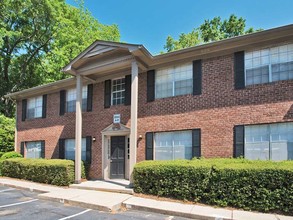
[17,82,131,179]
[136,54,293,161]
[16,53,293,179]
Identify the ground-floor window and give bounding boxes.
[64,138,87,161]
[154,130,192,160]
[26,141,43,159]
[245,122,293,160]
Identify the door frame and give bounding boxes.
[101,124,130,180]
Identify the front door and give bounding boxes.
[110,136,125,179]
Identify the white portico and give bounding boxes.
[62,41,152,183]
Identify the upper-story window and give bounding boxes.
[112,78,125,105]
[66,86,87,112]
[155,63,193,99]
[245,44,293,86]
[27,96,43,119]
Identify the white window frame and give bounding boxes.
[245,44,293,86]
[27,96,43,119]
[66,86,87,112]
[26,141,42,159]
[64,138,87,161]
[111,77,125,105]
[155,63,193,99]
[153,130,193,160]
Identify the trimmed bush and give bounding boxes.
[133,158,293,215]
[1,151,23,159]
[1,158,75,186]
[0,159,3,176]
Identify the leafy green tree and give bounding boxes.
[0,114,15,152]
[0,0,120,117]
[164,14,262,52]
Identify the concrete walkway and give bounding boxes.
[0,177,292,220]
[70,179,134,194]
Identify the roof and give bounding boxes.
[5,24,293,100]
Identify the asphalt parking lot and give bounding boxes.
[0,186,191,220]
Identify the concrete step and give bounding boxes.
[69,180,134,195]
[38,188,132,212]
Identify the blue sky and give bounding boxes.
[67,0,293,55]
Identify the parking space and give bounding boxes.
[0,186,192,220]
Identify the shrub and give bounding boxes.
[1,158,76,186]
[1,151,23,159]
[0,152,4,158]
[0,114,15,152]
[133,158,293,215]
[0,159,3,176]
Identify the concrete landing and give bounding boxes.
[70,179,134,195]
[39,188,132,212]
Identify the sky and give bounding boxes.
[66,0,293,55]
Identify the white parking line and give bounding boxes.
[58,209,92,220]
[0,199,38,208]
[0,188,15,193]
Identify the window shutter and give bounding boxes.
[234,125,245,157]
[86,136,92,163]
[20,142,25,157]
[104,80,111,108]
[145,132,154,160]
[59,139,65,159]
[147,70,155,102]
[124,75,131,105]
[22,99,27,121]
[42,95,47,118]
[234,51,245,89]
[87,84,93,112]
[192,129,201,158]
[60,90,66,115]
[193,60,202,95]
[40,141,45,158]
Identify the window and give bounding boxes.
[66,86,87,112]
[154,130,192,160]
[245,44,293,86]
[245,122,293,160]
[27,96,43,119]
[155,63,193,99]
[112,78,125,105]
[65,138,86,161]
[26,141,42,159]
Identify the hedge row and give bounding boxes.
[1,158,85,186]
[133,158,293,215]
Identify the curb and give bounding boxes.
[0,182,49,194]
[38,194,115,212]
[122,202,232,220]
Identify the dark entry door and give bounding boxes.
[110,136,125,179]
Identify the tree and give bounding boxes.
[164,14,262,52]
[0,114,15,152]
[0,0,120,117]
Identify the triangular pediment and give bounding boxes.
[83,45,117,58]
[101,123,130,135]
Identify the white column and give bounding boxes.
[75,75,82,183]
[129,60,138,182]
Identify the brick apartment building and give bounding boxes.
[5,24,293,182]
